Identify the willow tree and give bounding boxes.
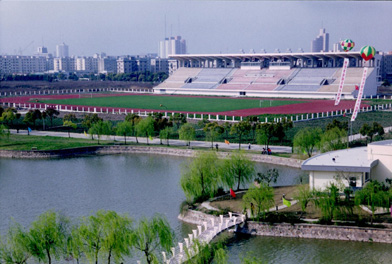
[243,184,274,220]
[116,121,133,144]
[0,222,31,264]
[230,121,251,149]
[131,215,174,264]
[136,116,154,145]
[221,150,255,191]
[78,210,133,264]
[293,127,322,157]
[28,211,69,264]
[203,122,224,149]
[180,151,221,202]
[178,123,196,148]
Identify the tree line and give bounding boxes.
[0,210,266,264]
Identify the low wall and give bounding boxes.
[239,221,392,244]
[178,209,219,226]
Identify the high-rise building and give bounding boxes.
[56,42,69,58]
[311,28,329,52]
[159,36,186,58]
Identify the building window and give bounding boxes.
[349,177,357,187]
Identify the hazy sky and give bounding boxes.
[1,1,391,56]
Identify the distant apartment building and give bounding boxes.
[311,28,329,52]
[117,57,137,74]
[75,57,98,73]
[53,57,75,72]
[150,58,169,73]
[0,55,47,74]
[159,36,186,59]
[98,56,117,74]
[56,43,69,58]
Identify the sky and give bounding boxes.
[0,1,391,57]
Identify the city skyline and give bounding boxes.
[0,1,391,57]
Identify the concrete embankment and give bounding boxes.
[0,146,302,168]
[179,209,392,244]
[238,221,392,244]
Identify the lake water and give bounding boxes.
[1,154,391,263]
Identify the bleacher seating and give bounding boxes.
[277,68,337,92]
[155,68,202,89]
[154,66,374,98]
[182,68,235,89]
[318,68,373,93]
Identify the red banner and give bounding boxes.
[335,58,349,106]
[351,67,368,122]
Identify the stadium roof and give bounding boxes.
[170,51,363,61]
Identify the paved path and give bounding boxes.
[9,129,292,154]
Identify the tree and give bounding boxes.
[221,150,255,191]
[82,114,103,130]
[23,110,41,129]
[359,122,384,143]
[326,119,348,131]
[312,184,341,223]
[203,122,224,149]
[230,121,251,149]
[294,184,313,217]
[65,225,84,264]
[63,120,77,138]
[28,211,69,264]
[243,184,275,221]
[180,151,221,202]
[320,127,347,152]
[88,120,112,144]
[131,215,174,264]
[0,108,20,125]
[170,113,187,129]
[125,113,141,143]
[255,123,275,150]
[116,121,133,145]
[44,107,60,127]
[99,211,133,264]
[159,126,173,146]
[293,127,322,157]
[184,240,227,264]
[255,169,279,187]
[178,123,196,148]
[63,113,77,122]
[355,181,391,225]
[136,116,154,145]
[0,222,31,264]
[0,124,9,139]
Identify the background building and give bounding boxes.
[159,36,186,59]
[56,43,69,58]
[311,28,329,52]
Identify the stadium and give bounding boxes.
[155,51,382,99]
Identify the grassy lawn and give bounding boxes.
[41,95,305,112]
[0,134,113,151]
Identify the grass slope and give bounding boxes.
[42,95,305,112]
[0,134,111,151]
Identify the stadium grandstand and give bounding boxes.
[155,51,381,99]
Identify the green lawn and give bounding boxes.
[41,95,305,112]
[0,134,111,151]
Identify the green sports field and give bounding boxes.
[42,95,305,112]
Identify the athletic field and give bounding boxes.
[39,94,305,112]
[1,93,366,116]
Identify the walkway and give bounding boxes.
[165,212,245,264]
[8,129,292,154]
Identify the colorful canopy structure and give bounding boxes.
[360,46,376,61]
[341,39,355,52]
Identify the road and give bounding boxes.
[9,129,292,153]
